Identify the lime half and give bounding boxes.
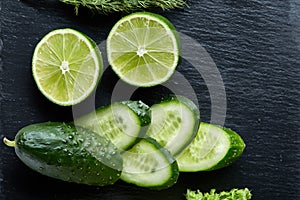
[32,28,103,106]
[107,12,180,87]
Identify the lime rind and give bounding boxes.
[107,12,180,87]
[32,28,103,106]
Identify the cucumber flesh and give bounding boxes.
[146,95,200,156]
[75,101,148,150]
[120,137,179,190]
[176,122,245,172]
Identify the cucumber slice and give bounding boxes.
[120,137,179,190]
[176,122,246,172]
[146,95,200,156]
[75,101,150,150]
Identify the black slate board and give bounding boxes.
[1,0,300,199]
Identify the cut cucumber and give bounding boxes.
[146,95,200,156]
[176,122,246,172]
[120,137,179,190]
[75,101,150,150]
[121,100,151,126]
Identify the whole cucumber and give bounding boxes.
[3,122,123,186]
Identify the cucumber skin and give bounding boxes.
[14,122,123,186]
[121,137,179,190]
[205,127,246,171]
[121,100,151,148]
[121,100,151,126]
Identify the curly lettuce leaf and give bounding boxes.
[186,188,252,200]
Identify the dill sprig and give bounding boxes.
[59,0,188,14]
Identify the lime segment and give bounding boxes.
[32,28,103,106]
[107,12,180,87]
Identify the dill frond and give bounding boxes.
[59,0,188,14]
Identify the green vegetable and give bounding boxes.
[176,122,246,172]
[186,188,252,200]
[75,101,150,151]
[59,0,188,14]
[120,137,179,190]
[3,97,247,190]
[146,95,200,156]
[3,122,123,186]
[121,100,151,126]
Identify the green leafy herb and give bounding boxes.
[186,188,252,200]
[59,0,188,14]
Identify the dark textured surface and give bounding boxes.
[1,0,300,199]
